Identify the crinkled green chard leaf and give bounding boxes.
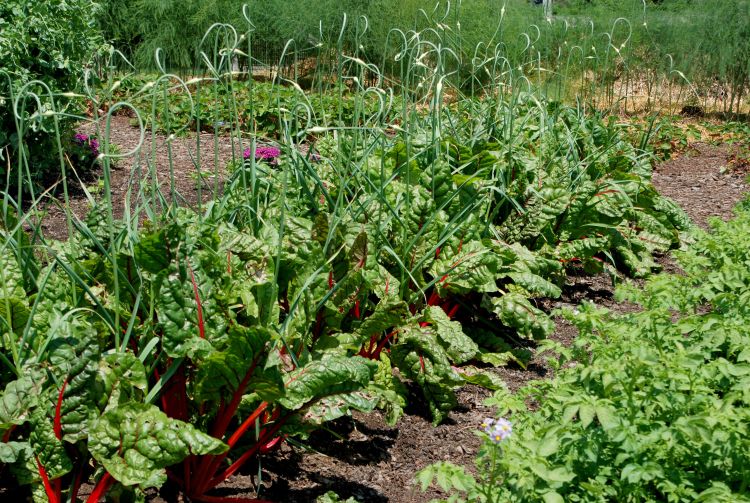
[79,205,127,251]
[278,355,377,411]
[348,231,368,271]
[0,372,45,431]
[47,328,101,442]
[29,267,76,338]
[390,325,464,424]
[497,185,570,243]
[0,441,32,464]
[156,263,224,359]
[504,271,562,298]
[275,216,319,287]
[97,352,148,411]
[411,207,451,273]
[7,441,41,487]
[30,408,72,481]
[317,300,408,354]
[614,240,658,278]
[491,241,563,278]
[300,391,379,427]
[321,268,372,334]
[0,245,27,299]
[89,403,227,488]
[458,366,507,390]
[588,184,631,220]
[194,325,282,404]
[288,214,318,257]
[430,240,499,296]
[652,194,693,231]
[421,159,455,208]
[556,180,597,241]
[316,490,361,503]
[133,228,172,274]
[631,211,676,252]
[404,185,436,240]
[311,212,330,248]
[554,235,612,263]
[369,353,407,426]
[363,265,402,302]
[0,297,30,336]
[483,292,554,340]
[0,245,29,337]
[422,306,479,365]
[224,231,279,327]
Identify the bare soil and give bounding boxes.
[38,115,238,241]
[33,122,750,503]
[652,142,750,229]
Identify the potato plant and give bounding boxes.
[419,199,750,502]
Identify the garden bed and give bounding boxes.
[34,119,750,502]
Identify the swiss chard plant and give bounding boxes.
[0,192,382,501]
[134,208,380,501]
[0,216,226,502]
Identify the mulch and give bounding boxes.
[652,143,749,229]
[37,115,239,241]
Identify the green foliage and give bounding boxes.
[316,491,361,503]
[0,4,721,498]
[98,0,750,115]
[89,403,227,488]
[77,58,688,431]
[419,198,750,503]
[111,76,403,137]
[0,198,385,499]
[0,0,106,194]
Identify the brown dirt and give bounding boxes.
[37,115,239,241]
[28,120,750,502]
[652,142,750,229]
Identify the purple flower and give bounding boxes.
[73,133,100,157]
[89,138,100,156]
[243,145,281,164]
[255,146,281,160]
[482,417,512,443]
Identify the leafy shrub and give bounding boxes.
[418,199,750,502]
[0,0,106,194]
[96,0,750,116]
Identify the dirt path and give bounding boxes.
[652,143,749,228]
[36,120,750,502]
[39,115,239,240]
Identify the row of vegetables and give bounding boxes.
[0,89,693,501]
